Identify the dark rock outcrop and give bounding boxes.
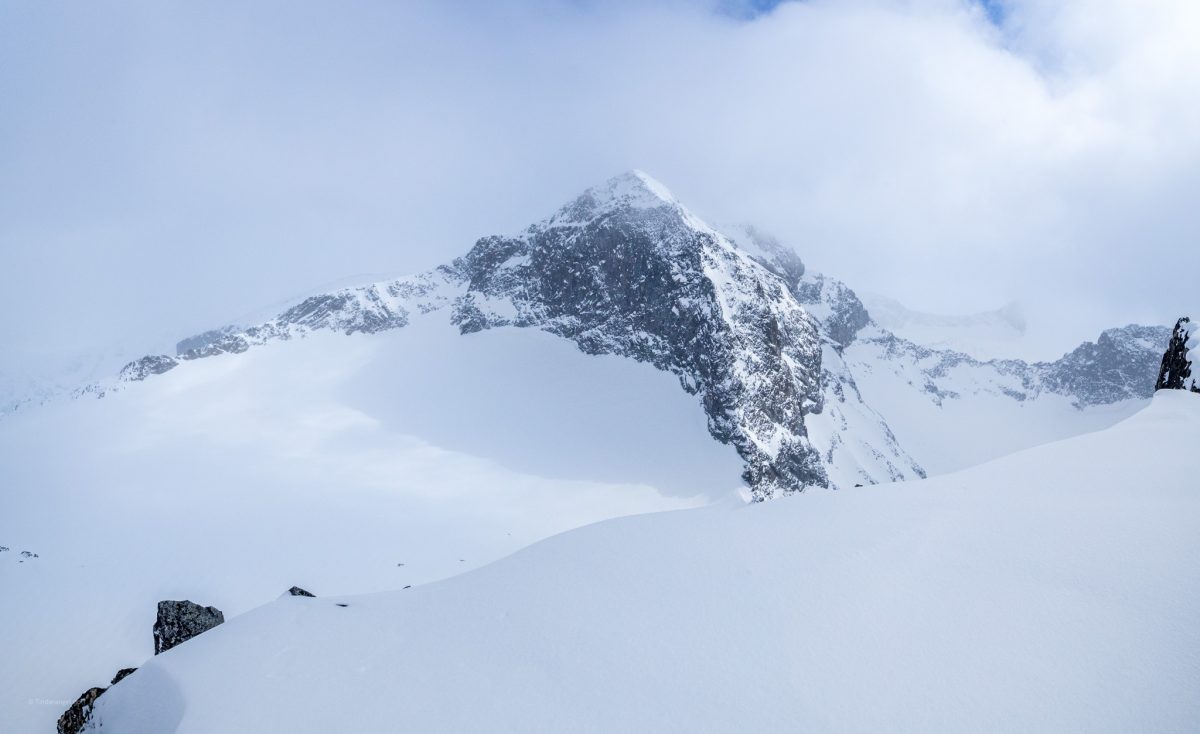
[1042,324,1173,405]
[110,667,137,685]
[724,224,806,289]
[57,686,105,734]
[59,599,219,732]
[177,326,250,360]
[58,669,137,733]
[793,274,871,348]
[447,172,827,498]
[153,600,225,655]
[118,354,178,382]
[1155,317,1198,392]
[287,586,316,597]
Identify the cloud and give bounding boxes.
[1,0,1197,371]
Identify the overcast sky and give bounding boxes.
[2,0,1197,377]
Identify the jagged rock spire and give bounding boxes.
[1155,317,1199,392]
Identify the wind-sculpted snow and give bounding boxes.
[83,392,1200,734]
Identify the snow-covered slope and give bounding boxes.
[0,314,738,733]
[86,391,1200,733]
[844,322,1169,473]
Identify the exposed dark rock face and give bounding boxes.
[118,354,178,382]
[1156,317,1198,392]
[446,172,827,498]
[177,326,250,360]
[287,586,316,597]
[57,670,135,733]
[723,228,869,349]
[723,224,806,289]
[57,686,105,734]
[176,326,244,359]
[153,600,225,655]
[793,274,871,348]
[110,667,137,685]
[1044,324,1174,404]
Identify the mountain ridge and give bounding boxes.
[2,172,1174,498]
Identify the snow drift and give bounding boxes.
[88,391,1200,733]
[0,315,732,733]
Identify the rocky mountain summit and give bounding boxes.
[26,171,1176,499]
[444,172,869,497]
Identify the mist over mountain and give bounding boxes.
[7,172,1170,497]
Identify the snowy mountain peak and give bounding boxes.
[7,172,1174,501]
[538,170,732,248]
[591,169,678,209]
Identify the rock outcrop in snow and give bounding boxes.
[57,685,105,734]
[153,600,225,655]
[1155,317,1199,392]
[58,665,143,734]
[118,355,178,382]
[58,599,223,733]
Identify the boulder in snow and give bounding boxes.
[57,686,105,734]
[110,667,137,685]
[153,600,225,655]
